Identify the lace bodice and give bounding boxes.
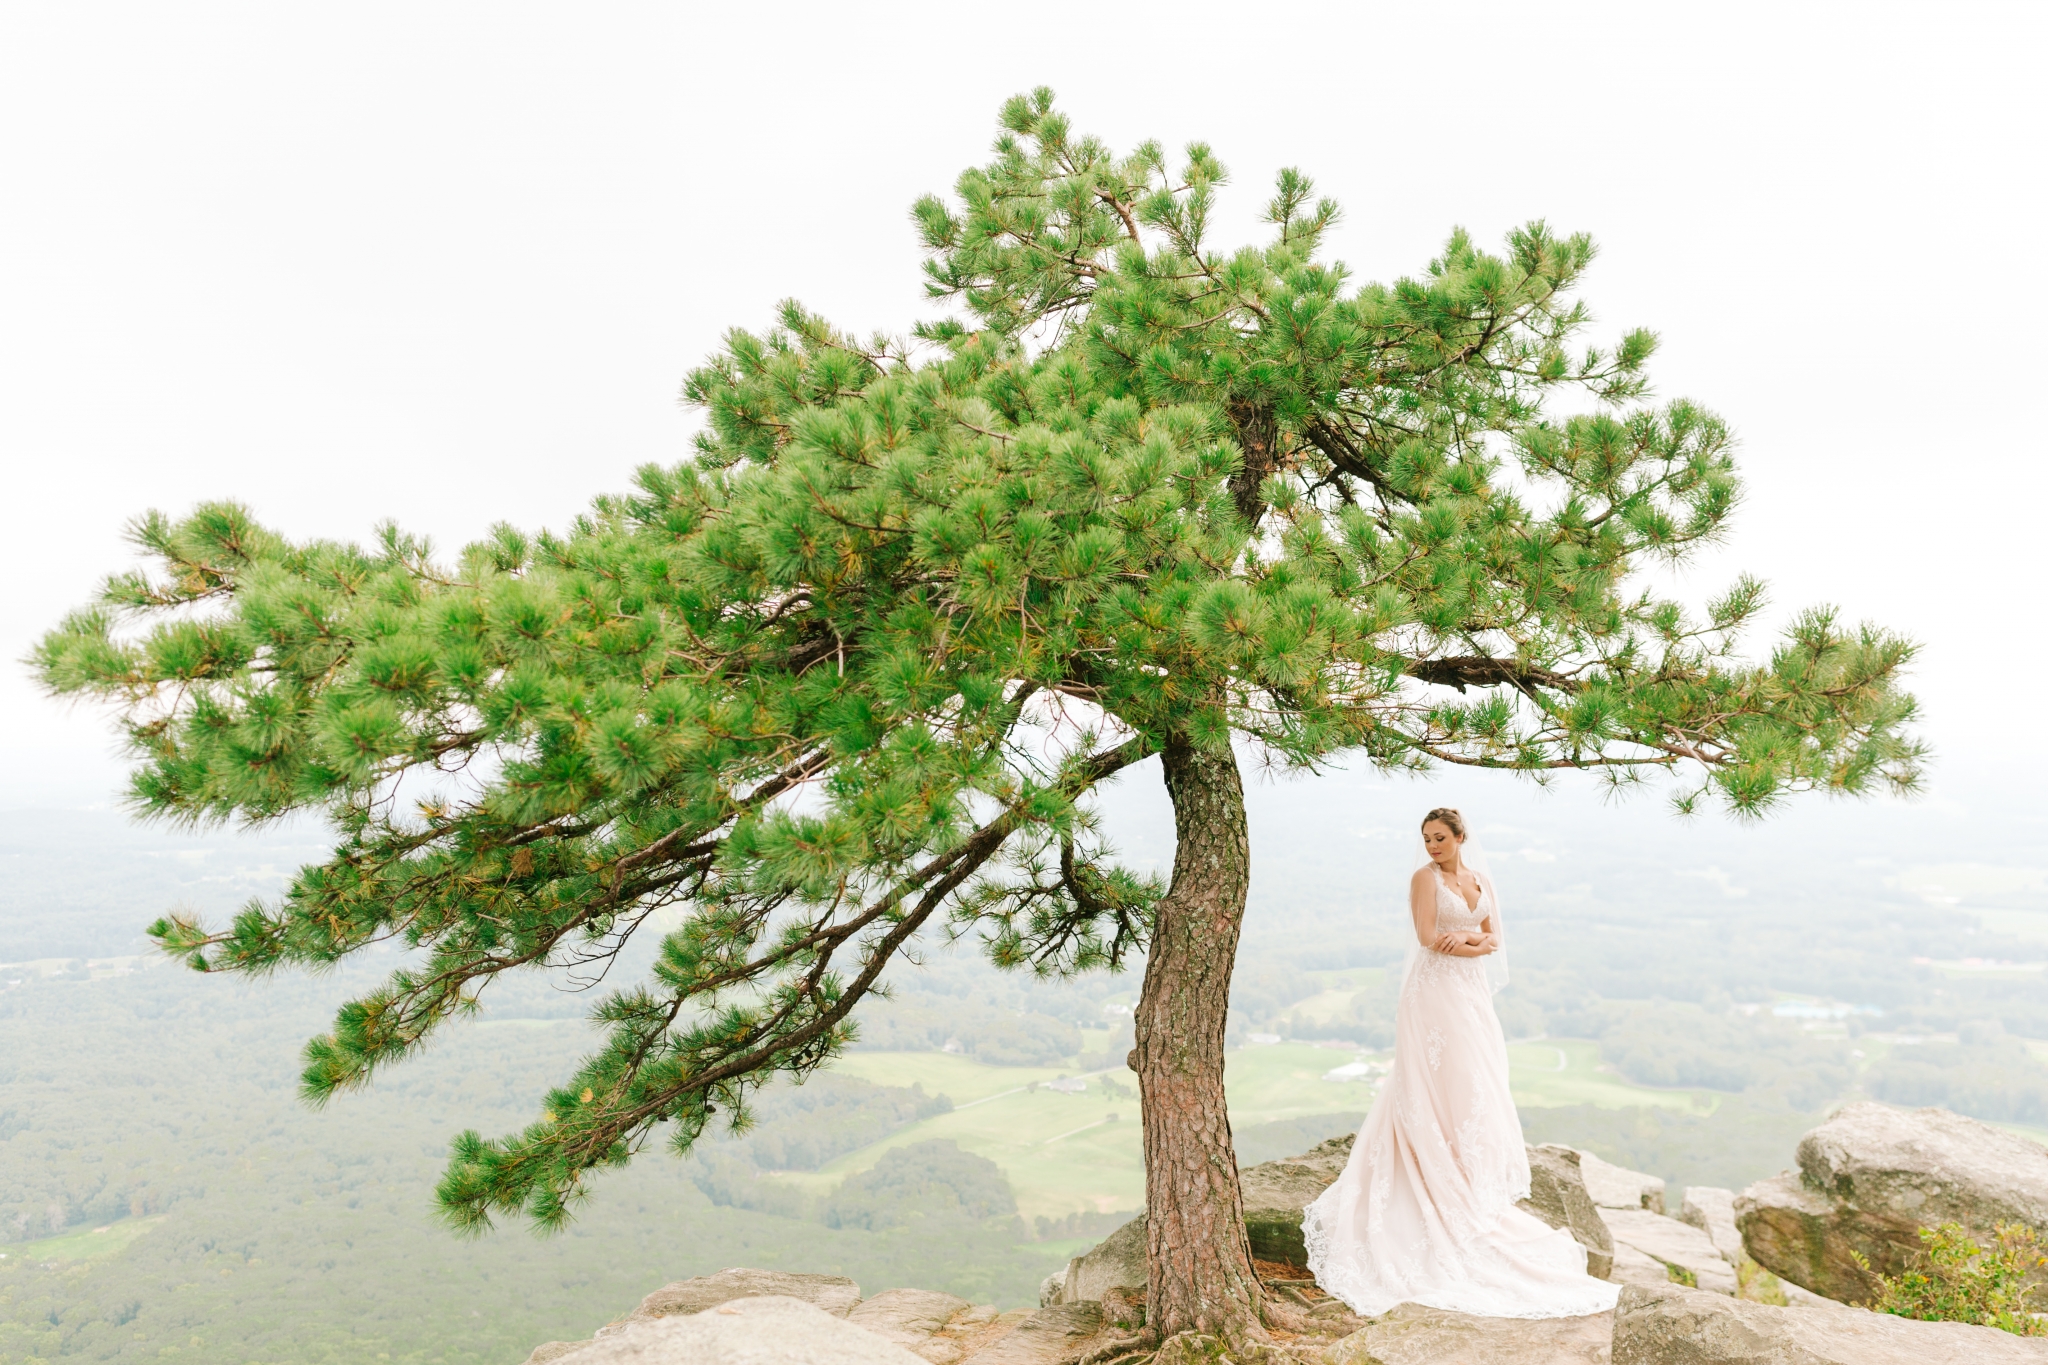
[1432,873,1491,935]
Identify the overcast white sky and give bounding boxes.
[3,2,2043,815]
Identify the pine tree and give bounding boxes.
[36,91,1918,1354]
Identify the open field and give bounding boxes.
[782,1057,1147,1218]
[1510,1039,1719,1114]
[1276,969,1388,1027]
[0,1217,163,1266]
[1973,907,2048,946]
[796,1040,1721,1217]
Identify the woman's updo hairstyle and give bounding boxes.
[1421,807,1466,839]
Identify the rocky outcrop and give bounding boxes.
[846,1289,975,1361]
[1678,1186,1743,1265]
[954,1302,1104,1364]
[1735,1102,2048,1303]
[1606,1240,1676,1292]
[534,1294,930,1364]
[1058,1211,1147,1304]
[1577,1152,1666,1215]
[523,1273,1052,1365]
[1322,1301,1613,1364]
[1601,1208,1737,1295]
[1611,1281,2048,1364]
[524,1269,865,1361]
[625,1266,863,1322]
[1240,1134,1353,1265]
[1520,1144,1616,1280]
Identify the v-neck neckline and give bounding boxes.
[1434,865,1482,913]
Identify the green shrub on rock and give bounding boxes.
[1856,1222,2046,1337]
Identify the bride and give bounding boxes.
[1301,808,1620,1319]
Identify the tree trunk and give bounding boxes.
[1133,737,1266,1348]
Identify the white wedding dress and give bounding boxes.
[1301,872,1620,1319]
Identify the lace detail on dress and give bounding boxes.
[1301,873,1616,1320]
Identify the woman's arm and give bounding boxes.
[1414,869,1495,955]
[1410,867,1439,949]
[1467,911,1500,954]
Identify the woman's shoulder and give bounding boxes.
[1410,864,1438,889]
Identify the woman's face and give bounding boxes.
[1421,820,1462,865]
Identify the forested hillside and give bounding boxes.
[4,776,2045,1363]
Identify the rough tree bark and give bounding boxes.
[1132,737,1267,1349]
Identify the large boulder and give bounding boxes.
[1577,1152,1666,1215]
[539,1294,929,1365]
[1520,1144,1616,1280]
[1611,1281,2048,1364]
[1679,1186,1743,1265]
[523,1269,864,1361]
[1735,1102,2048,1303]
[1602,1208,1737,1295]
[624,1267,863,1323]
[1322,1302,1612,1364]
[1059,1213,1147,1304]
[1240,1134,1353,1265]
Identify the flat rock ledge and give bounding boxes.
[533,1294,927,1365]
[524,1272,1103,1365]
[1577,1153,1666,1216]
[1612,1281,2048,1364]
[1602,1208,1737,1296]
[1324,1303,1613,1364]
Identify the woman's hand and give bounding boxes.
[1434,932,1498,956]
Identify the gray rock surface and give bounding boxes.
[523,1271,868,1362]
[1679,1186,1743,1265]
[1607,1240,1677,1292]
[1323,1301,1613,1364]
[1736,1102,2048,1303]
[1059,1213,1146,1304]
[526,1345,590,1365]
[1239,1134,1353,1265]
[846,1289,973,1358]
[543,1295,930,1365]
[625,1267,863,1324]
[958,1301,1106,1365]
[1611,1281,2048,1364]
[1036,1272,1063,1308]
[1603,1208,1738,1295]
[917,1307,1027,1365]
[1577,1151,1666,1215]
[1520,1144,1616,1280]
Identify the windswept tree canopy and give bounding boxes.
[34,90,1919,1235]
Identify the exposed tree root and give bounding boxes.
[1078,1332,1158,1365]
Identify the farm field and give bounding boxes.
[1508,1039,1719,1115]
[804,1039,1719,1218]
